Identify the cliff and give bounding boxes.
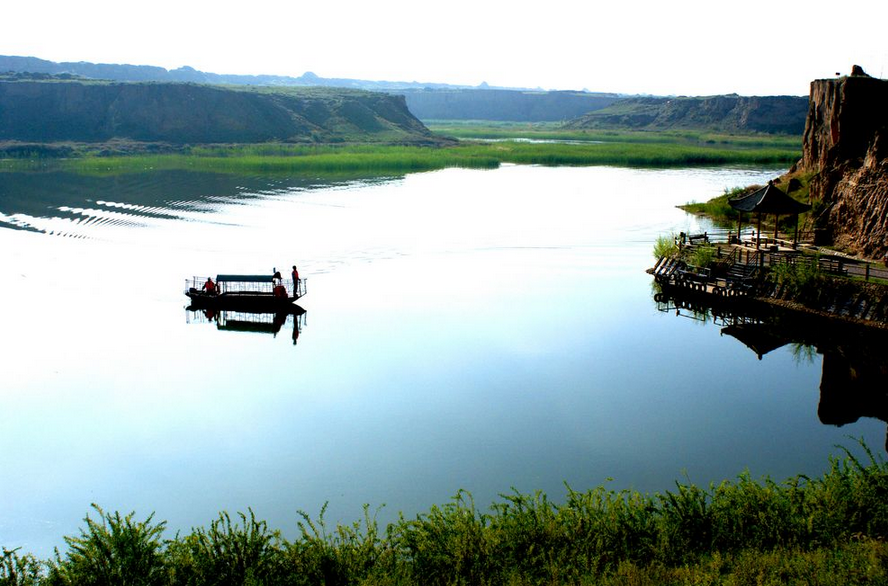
[565,94,808,134]
[797,67,888,260]
[0,77,438,145]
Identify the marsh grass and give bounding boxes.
[427,122,801,150]
[2,131,800,179]
[453,140,797,167]
[8,442,888,585]
[60,145,501,177]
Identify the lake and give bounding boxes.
[1,163,885,558]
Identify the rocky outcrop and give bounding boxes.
[0,78,437,145]
[798,67,888,260]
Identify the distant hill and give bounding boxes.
[0,54,516,91]
[0,75,438,146]
[0,55,620,123]
[398,88,620,122]
[565,95,808,134]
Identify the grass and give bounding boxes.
[1,124,801,178]
[653,234,679,259]
[428,121,802,149]
[52,145,501,177]
[4,441,887,585]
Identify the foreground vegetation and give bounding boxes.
[3,442,887,585]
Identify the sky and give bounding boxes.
[4,0,887,96]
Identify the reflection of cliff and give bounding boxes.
[654,288,888,449]
[819,348,888,451]
[798,66,888,259]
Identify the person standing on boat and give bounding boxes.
[291,265,300,296]
[203,277,216,295]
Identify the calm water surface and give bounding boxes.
[1,164,884,557]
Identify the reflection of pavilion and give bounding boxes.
[186,305,307,345]
[655,287,888,451]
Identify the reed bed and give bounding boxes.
[60,145,501,177]
[3,442,886,585]
[24,135,801,179]
[451,141,797,167]
[427,123,802,149]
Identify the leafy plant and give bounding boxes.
[1,548,43,586]
[166,509,282,586]
[46,504,166,586]
[689,244,717,268]
[653,234,679,259]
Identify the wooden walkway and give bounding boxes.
[649,233,888,324]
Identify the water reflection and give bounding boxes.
[186,306,307,345]
[654,289,888,450]
[0,169,399,236]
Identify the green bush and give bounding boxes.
[653,234,679,259]
[165,509,284,586]
[689,244,717,268]
[1,548,43,586]
[46,504,166,586]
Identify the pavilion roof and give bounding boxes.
[728,181,811,215]
[721,323,790,360]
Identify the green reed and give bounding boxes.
[8,441,886,585]
[20,135,799,179]
[428,122,802,149]
[60,145,501,177]
[454,140,798,167]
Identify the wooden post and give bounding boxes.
[756,213,762,249]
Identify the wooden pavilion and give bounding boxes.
[728,181,811,248]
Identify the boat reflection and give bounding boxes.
[186,305,307,345]
[654,289,888,451]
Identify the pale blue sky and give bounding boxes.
[4,0,887,96]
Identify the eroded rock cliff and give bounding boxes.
[799,67,888,259]
[0,79,438,145]
[566,94,808,134]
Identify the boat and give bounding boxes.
[185,273,306,311]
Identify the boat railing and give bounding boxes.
[186,276,307,298]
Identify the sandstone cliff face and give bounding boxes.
[800,70,888,259]
[567,94,808,134]
[0,80,435,144]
